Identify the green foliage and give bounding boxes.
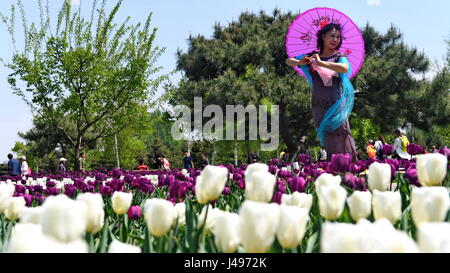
[354,24,431,134]
[350,117,381,153]
[1,0,166,169]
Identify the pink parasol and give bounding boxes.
[286,7,365,79]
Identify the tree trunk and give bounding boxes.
[74,136,83,171]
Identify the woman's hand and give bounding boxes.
[311,54,322,65]
[286,56,311,67]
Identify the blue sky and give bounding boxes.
[0,0,449,162]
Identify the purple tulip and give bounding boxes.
[350,163,361,174]
[22,194,33,207]
[404,168,421,187]
[343,173,357,189]
[127,206,142,220]
[222,187,231,195]
[140,183,154,194]
[289,177,307,193]
[272,191,283,204]
[438,146,450,159]
[45,187,60,196]
[407,143,424,156]
[64,184,77,198]
[169,181,187,199]
[298,154,311,166]
[277,180,287,193]
[237,179,245,190]
[383,144,395,156]
[112,169,122,179]
[14,184,26,194]
[268,165,278,175]
[233,173,242,182]
[331,154,352,173]
[355,177,367,191]
[99,185,112,196]
[33,185,44,193]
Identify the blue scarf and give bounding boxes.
[295,54,354,146]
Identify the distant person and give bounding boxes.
[182,151,194,169]
[200,153,210,169]
[161,155,170,170]
[59,158,67,173]
[319,147,327,162]
[79,152,87,171]
[374,136,387,160]
[7,153,20,176]
[280,149,288,164]
[152,152,163,169]
[136,159,149,171]
[366,140,377,159]
[19,156,30,176]
[393,129,411,160]
[247,151,260,164]
[430,145,437,153]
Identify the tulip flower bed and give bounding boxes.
[0,151,449,253]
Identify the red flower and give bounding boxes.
[319,19,330,29]
[345,49,352,55]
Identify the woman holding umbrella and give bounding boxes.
[285,9,363,161]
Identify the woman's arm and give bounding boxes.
[285,56,310,67]
[311,54,348,73]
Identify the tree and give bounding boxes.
[1,0,165,169]
[172,9,313,161]
[353,24,430,133]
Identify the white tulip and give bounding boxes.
[417,223,450,253]
[244,163,269,178]
[238,201,280,253]
[108,240,142,253]
[41,195,88,243]
[416,153,448,186]
[281,192,313,212]
[317,183,347,221]
[111,191,133,215]
[411,187,450,227]
[245,171,276,203]
[197,205,222,232]
[213,212,240,253]
[195,165,228,204]
[144,198,176,237]
[4,197,26,221]
[357,219,419,253]
[77,193,105,234]
[7,223,49,253]
[0,183,15,214]
[321,221,361,253]
[174,202,186,226]
[372,190,402,224]
[347,191,372,222]
[368,162,391,191]
[321,219,419,253]
[7,223,89,253]
[315,173,342,190]
[20,207,43,225]
[276,205,309,249]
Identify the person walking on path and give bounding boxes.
[182,151,194,169]
[7,153,20,176]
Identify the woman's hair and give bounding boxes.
[378,136,386,144]
[317,23,343,54]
